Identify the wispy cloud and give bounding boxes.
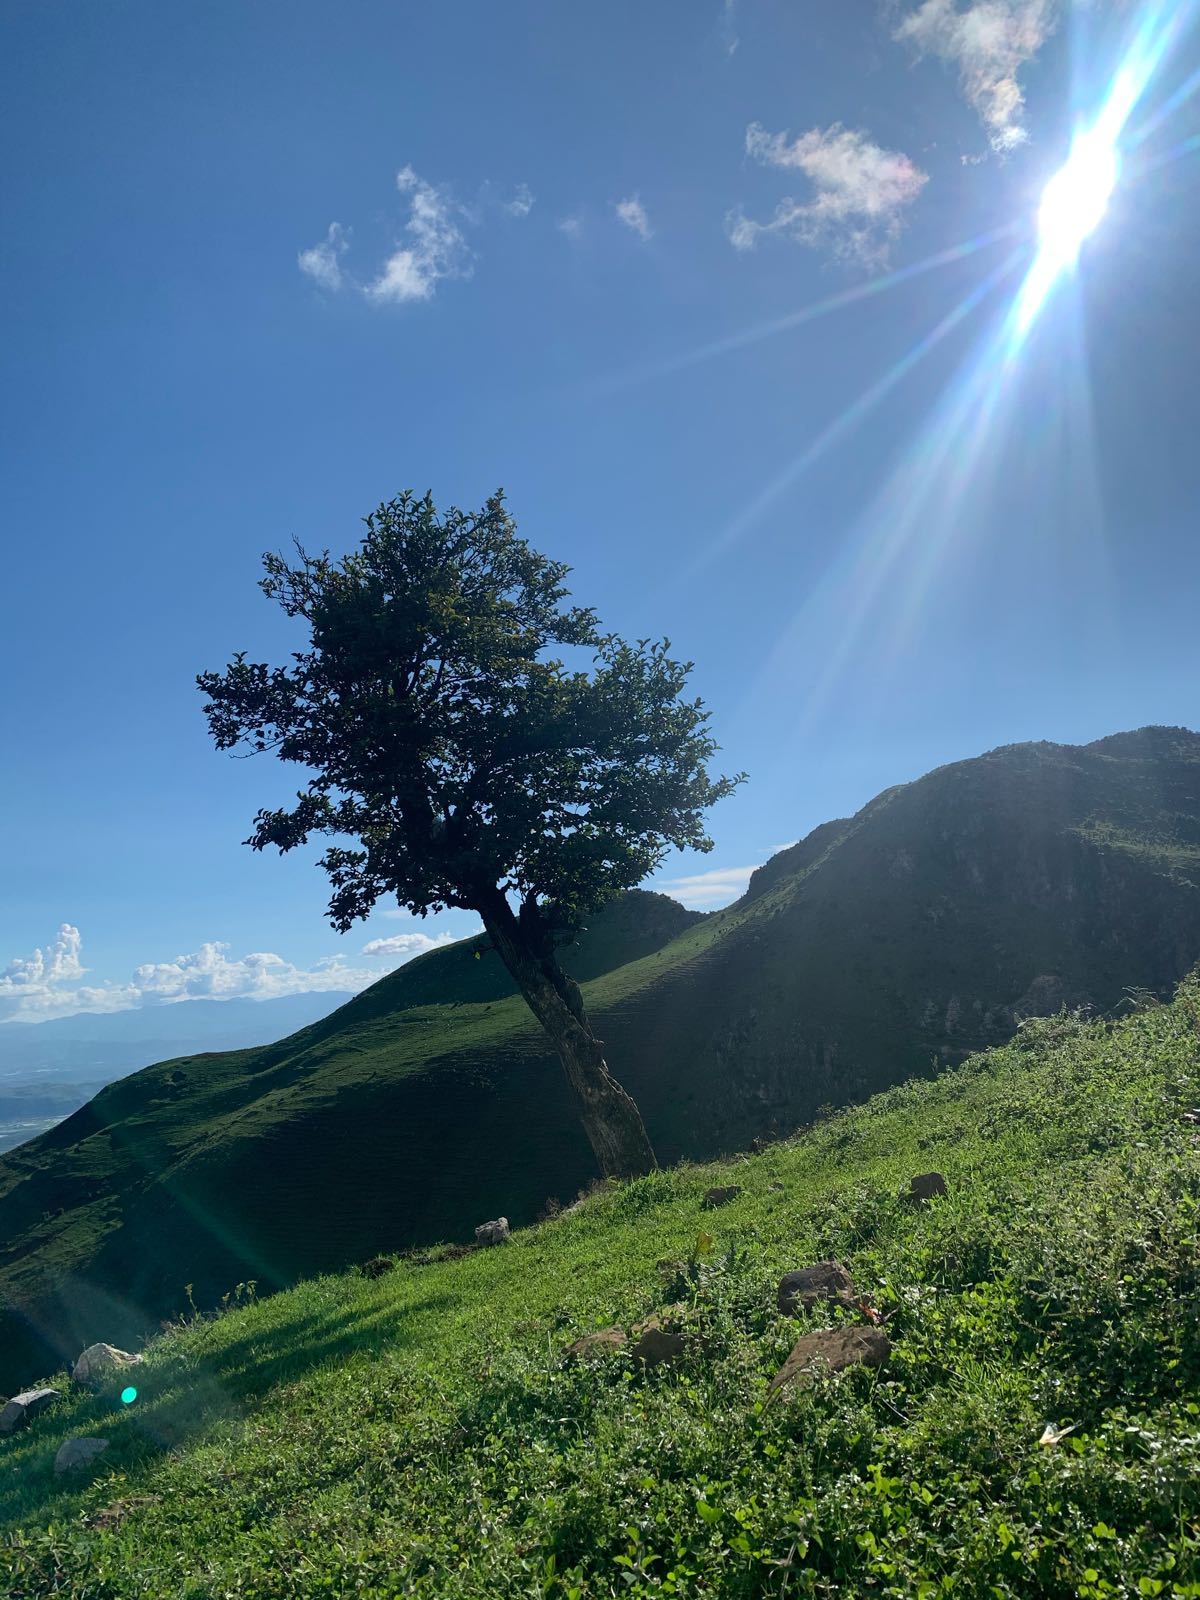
[361,931,462,959]
[615,195,653,240]
[365,165,473,303]
[719,0,740,56]
[299,164,533,306]
[658,864,760,909]
[298,222,349,290]
[729,122,928,264]
[0,923,470,1023]
[557,213,584,241]
[503,182,535,218]
[894,0,1058,153]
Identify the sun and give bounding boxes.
[1011,117,1123,339]
[1037,127,1120,268]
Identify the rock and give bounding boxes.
[908,1172,948,1201]
[768,1327,890,1397]
[54,1437,110,1476]
[0,1387,62,1434]
[777,1261,855,1316]
[703,1185,742,1209]
[72,1343,144,1383]
[564,1326,628,1361]
[474,1216,510,1246]
[360,1257,395,1279]
[628,1314,686,1369]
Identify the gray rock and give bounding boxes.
[72,1343,144,1383]
[768,1327,890,1397]
[0,1387,61,1434]
[474,1216,510,1246]
[54,1437,110,1476]
[703,1185,742,1209]
[908,1172,948,1201]
[777,1261,855,1315]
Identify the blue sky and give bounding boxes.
[3,0,1199,1023]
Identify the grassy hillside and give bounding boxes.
[3,973,1199,1597]
[1,727,1198,1392]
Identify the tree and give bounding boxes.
[197,490,744,1179]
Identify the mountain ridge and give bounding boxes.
[1,724,1198,1390]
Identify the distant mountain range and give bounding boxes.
[1,725,1198,1389]
[0,991,357,1086]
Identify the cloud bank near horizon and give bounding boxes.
[0,923,470,1024]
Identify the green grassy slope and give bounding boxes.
[2,726,1199,1393]
[3,973,1199,1597]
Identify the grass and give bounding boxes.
[1,973,1199,1596]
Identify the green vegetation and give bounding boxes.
[3,974,1199,1595]
[2,726,1199,1393]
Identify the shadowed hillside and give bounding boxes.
[2,725,1198,1389]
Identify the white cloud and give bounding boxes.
[658,864,760,909]
[557,213,584,240]
[0,923,474,1024]
[730,122,928,263]
[503,182,535,218]
[361,931,461,959]
[365,165,473,304]
[298,222,349,290]
[615,196,653,240]
[895,0,1058,153]
[0,924,87,998]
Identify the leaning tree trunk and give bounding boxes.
[477,893,657,1180]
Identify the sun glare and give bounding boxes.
[1037,128,1119,267]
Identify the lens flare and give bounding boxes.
[1010,0,1194,342]
[120,1385,138,1404]
[1038,129,1119,266]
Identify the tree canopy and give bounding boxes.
[198,490,744,941]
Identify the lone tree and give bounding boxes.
[198,491,743,1179]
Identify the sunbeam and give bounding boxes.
[689,250,1023,575]
[732,0,1199,741]
[584,225,1019,400]
[1010,0,1197,342]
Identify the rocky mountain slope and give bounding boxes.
[1,725,1197,1389]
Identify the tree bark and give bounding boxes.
[476,891,657,1180]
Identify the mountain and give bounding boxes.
[5,970,1199,1590]
[1,725,1198,1389]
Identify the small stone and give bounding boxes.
[777,1261,855,1316]
[474,1216,510,1246]
[703,1185,742,1209]
[72,1343,144,1384]
[908,1172,948,1201]
[564,1326,627,1361]
[768,1327,890,1397]
[0,1388,62,1434]
[54,1437,110,1476]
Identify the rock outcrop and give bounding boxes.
[72,1343,143,1383]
